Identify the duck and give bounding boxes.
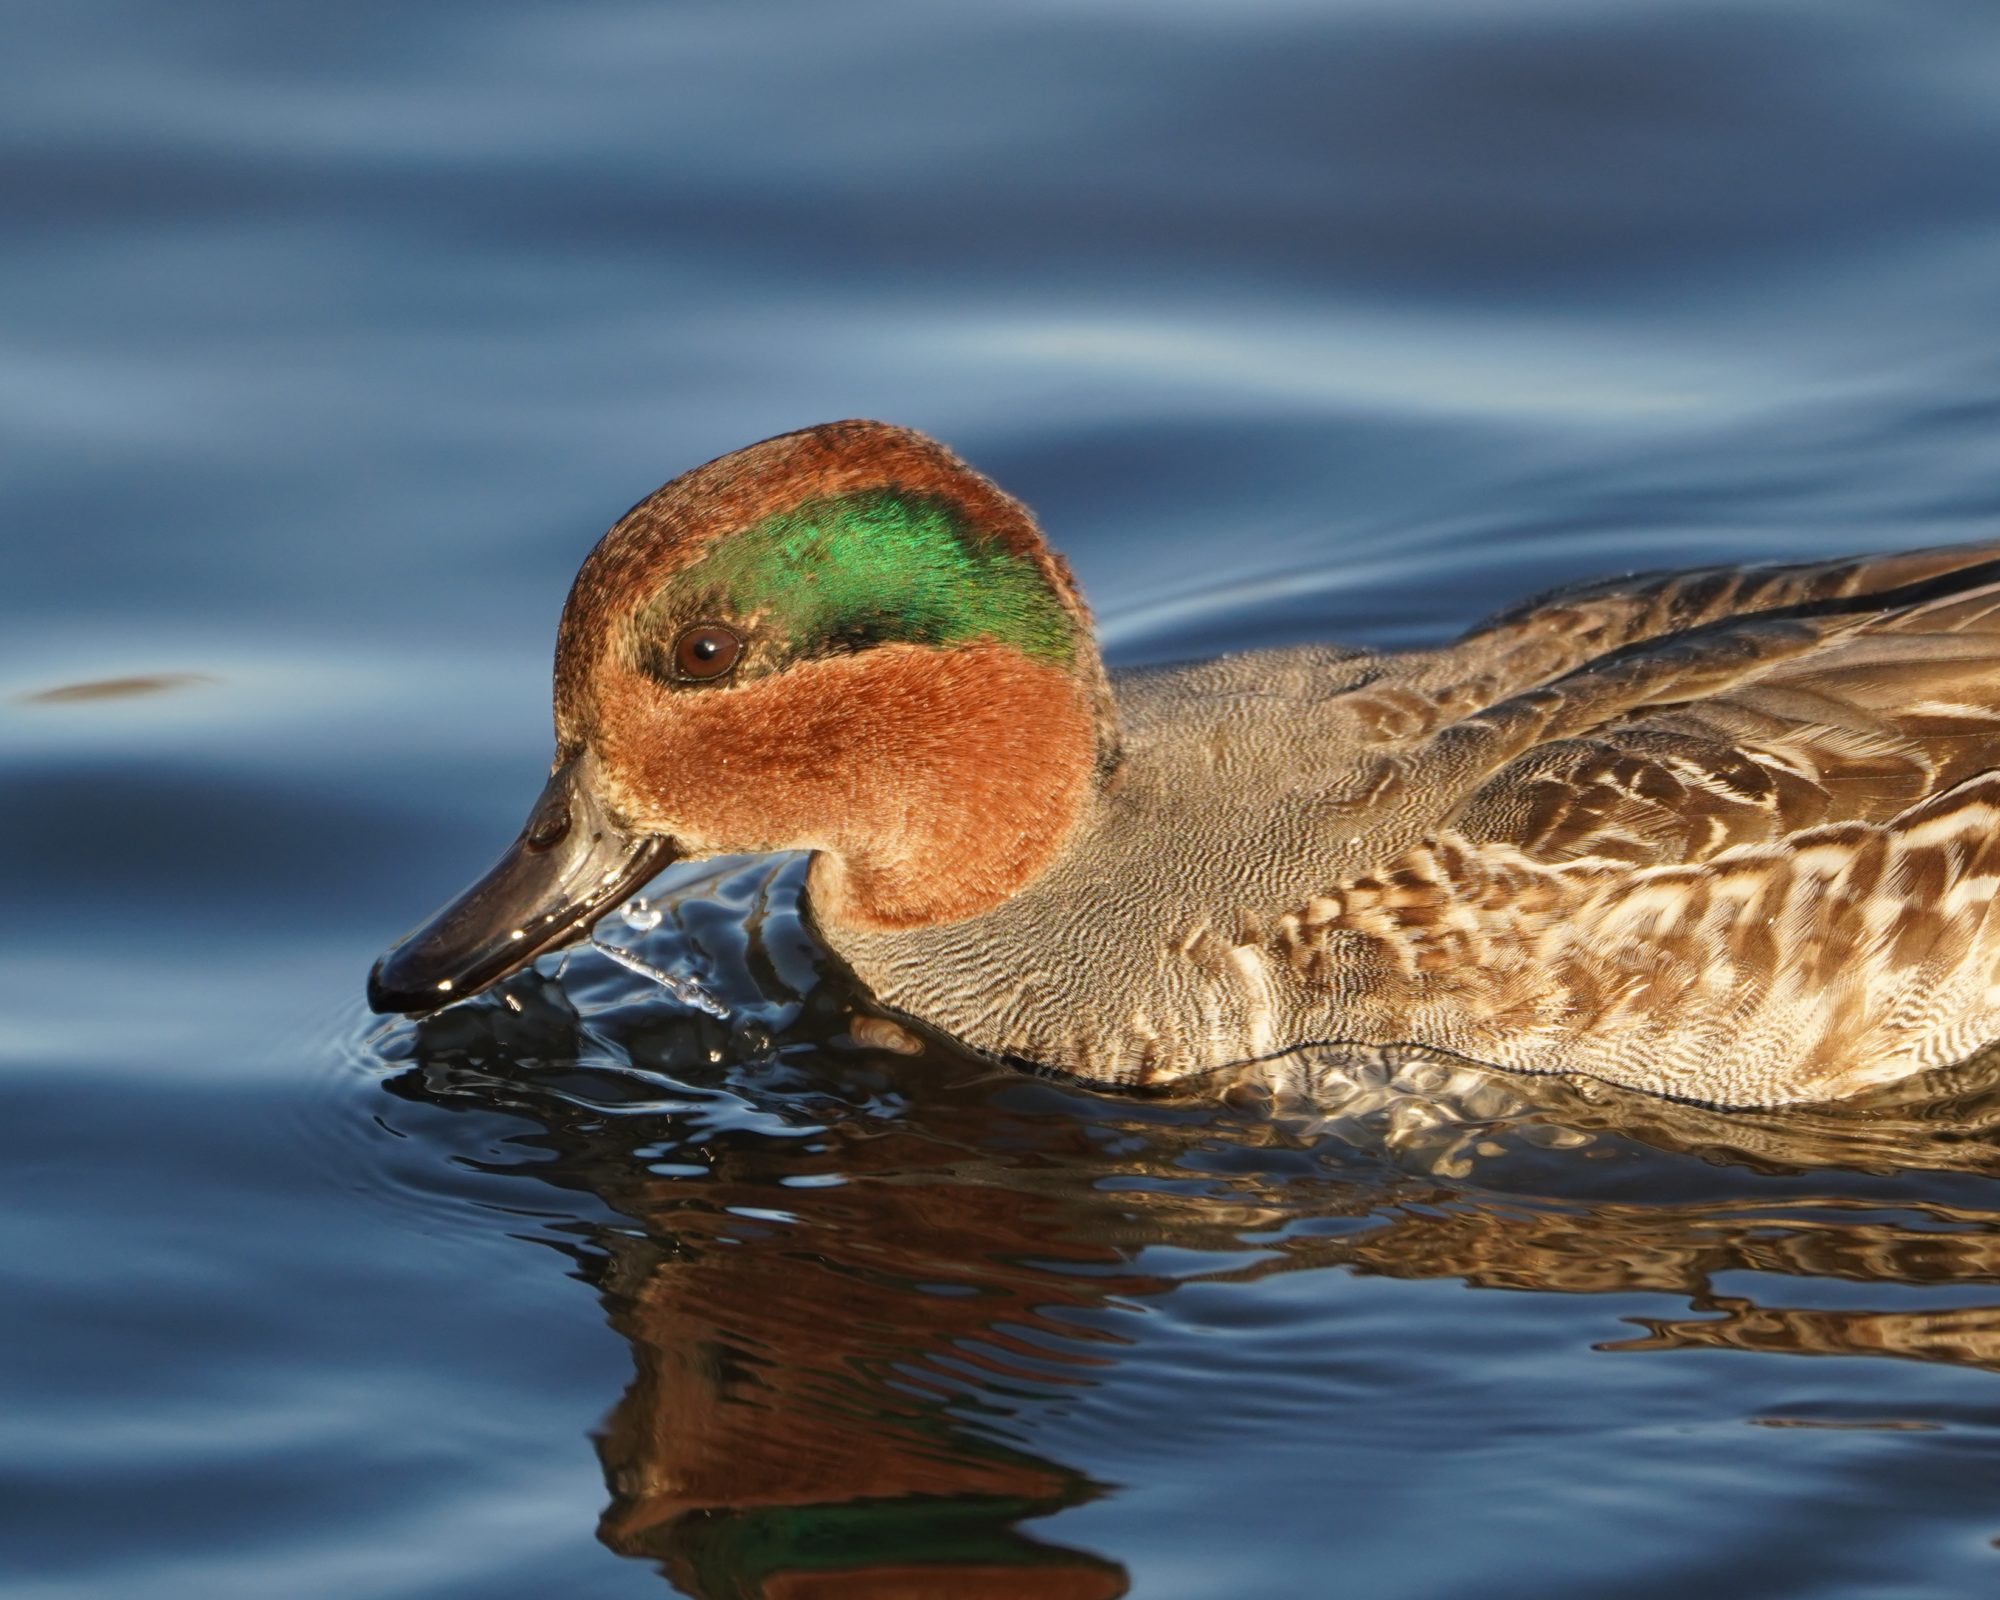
[369,419,2000,1108]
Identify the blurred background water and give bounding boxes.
[10,2,2000,1595]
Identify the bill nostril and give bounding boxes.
[524,797,572,851]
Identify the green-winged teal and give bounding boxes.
[370,420,2000,1107]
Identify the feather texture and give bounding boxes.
[833,540,2000,1105]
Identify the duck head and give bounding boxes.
[368,420,1116,1016]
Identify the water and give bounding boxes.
[9,1,2000,1594]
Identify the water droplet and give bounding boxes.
[587,935,729,1018]
[621,897,663,933]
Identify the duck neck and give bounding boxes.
[803,645,1114,932]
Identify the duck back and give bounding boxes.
[815,541,2000,1107]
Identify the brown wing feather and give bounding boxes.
[1438,547,2000,867]
[1456,540,2000,686]
[1273,773,2000,1103]
[1260,541,2000,1103]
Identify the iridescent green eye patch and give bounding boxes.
[652,489,1076,666]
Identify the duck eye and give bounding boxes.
[673,624,742,681]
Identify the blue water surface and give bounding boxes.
[10,3,2000,1596]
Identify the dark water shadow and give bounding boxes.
[373,861,2000,1597]
[12,671,217,705]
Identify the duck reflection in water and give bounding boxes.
[378,861,2000,1598]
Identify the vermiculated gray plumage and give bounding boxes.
[824,542,2000,1106]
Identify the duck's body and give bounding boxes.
[371,422,2000,1107]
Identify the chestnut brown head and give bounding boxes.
[369,421,1114,1015]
